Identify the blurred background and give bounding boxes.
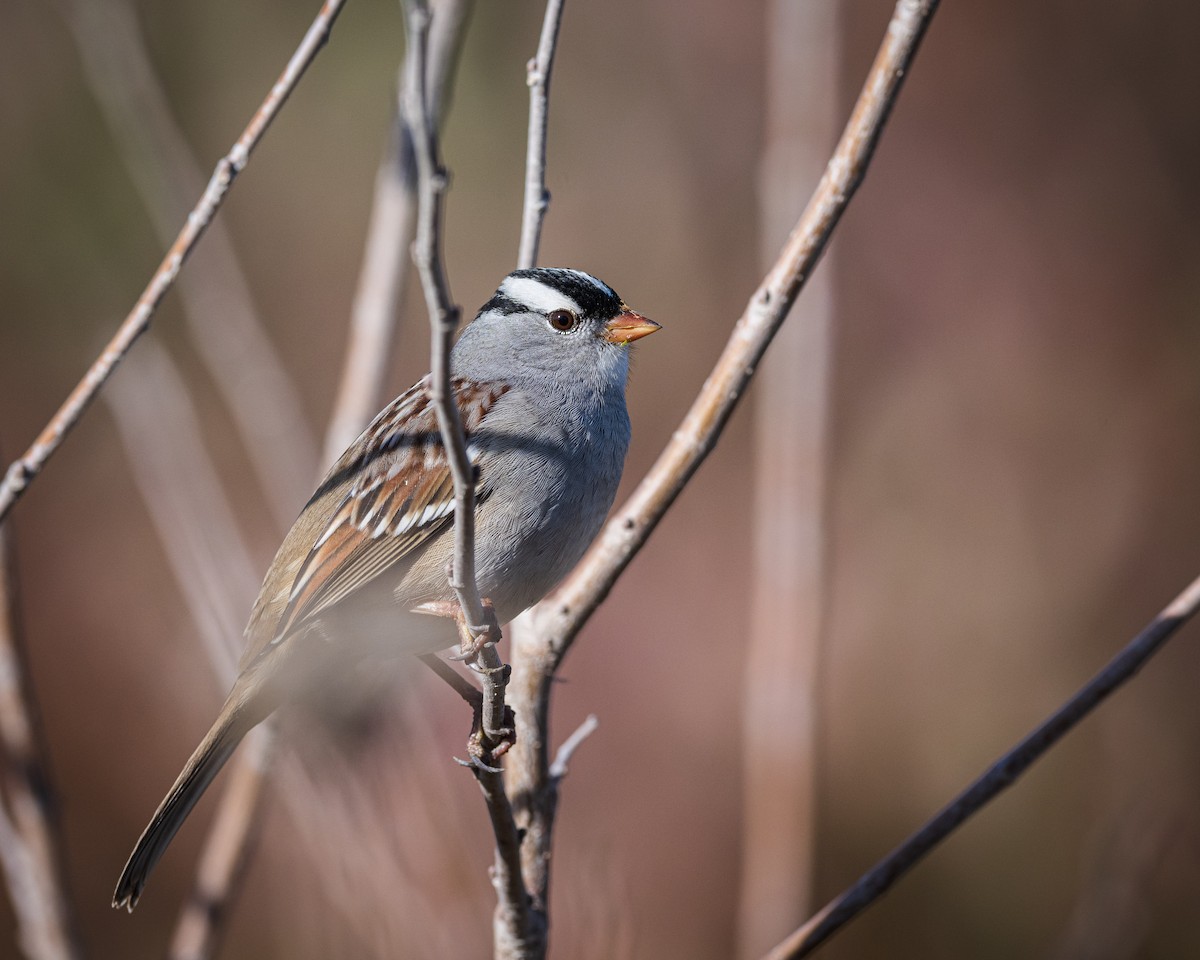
[2,0,1200,957]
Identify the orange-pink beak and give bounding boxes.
[602,310,661,345]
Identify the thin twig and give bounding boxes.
[401,0,482,633]
[0,0,348,525]
[516,0,567,270]
[57,0,320,527]
[323,0,476,464]
[548,714,598,781]
[508,0,942,931]
[0,519,81,960]
[762,572,1200,959]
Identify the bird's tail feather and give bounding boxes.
[112,697,254,911]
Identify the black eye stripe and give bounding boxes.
[478,293,527,316]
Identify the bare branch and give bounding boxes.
[401,2,530,953]
[508,0,941,930]
[516,0,567,270]
[167,727,273,960]
[0,0,349,524]
[762,572,1200,959]
[549,714,598,781]
[324,0,476,464]
[0,520,81,960]
[57,0,320,527]
[400,0,483,633]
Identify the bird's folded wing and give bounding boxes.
[266,377,510,648]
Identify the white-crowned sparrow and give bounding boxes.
[113,267,659,910]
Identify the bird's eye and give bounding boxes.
[547,309,577,332]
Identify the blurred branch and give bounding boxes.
[738,0,838,953]
[106,344,272,955]
[762,571,1200,960]
[324,0,476,465]
[402,2,529,954]
[168,728,273,960]
[508,0,941,934]
[0,519,81,960]
[57,0,319,529]
[105,342,260,684]
[516,0,567,270]
[0,0,348,525]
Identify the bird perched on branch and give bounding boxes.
[113,268,659,910]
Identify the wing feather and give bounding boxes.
[268,378,509,644]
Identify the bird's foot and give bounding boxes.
[411,597,503,663]
[450,598,501,664]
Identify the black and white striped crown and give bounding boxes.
[480,268,623,321]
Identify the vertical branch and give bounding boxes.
[0,0,349,525]
[737,0,838,954]
[0,518,81,960]
[401,2,530,955]
[516,0,567,270]
[324,0,476,464]
[401,0,478,629]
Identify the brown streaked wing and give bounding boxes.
[266,377,510,647]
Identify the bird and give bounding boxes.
[112,267,659,910]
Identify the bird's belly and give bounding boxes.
[474,457,617,621]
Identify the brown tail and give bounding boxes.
[113,696,258,911]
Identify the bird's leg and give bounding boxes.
[413,599,515,762]
[410,597,502,662]
[457,600,515,761]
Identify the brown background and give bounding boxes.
[1,0,1199,957]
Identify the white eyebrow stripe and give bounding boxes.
[500,276,581,314]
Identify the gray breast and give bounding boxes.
[471,386,630,620]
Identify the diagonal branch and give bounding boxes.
[516,0,567,270]
[507,0,942,930]
[0,0,349,525]
[56,0,321,528]
[533,0,941,661]
[762,571,1200,960]
[0,518,81,960]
